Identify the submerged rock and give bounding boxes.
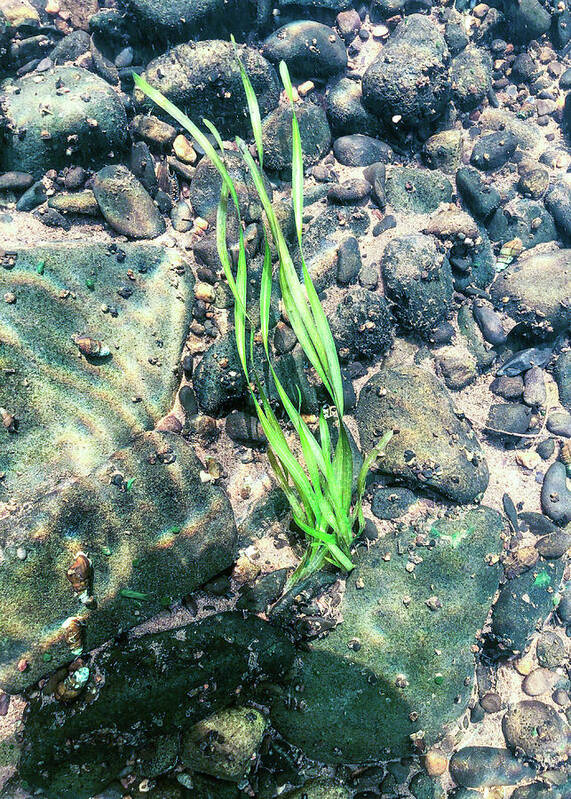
[93,165,166,239]
[385,168,454,213]
[262,21,347,79]
[136,41,279,139]
[502,701,568,765]
[19,613,294,799]
[0,67,128,179]
[271,508,502,761]
[450,46,492,111]
[356,365,488,503]
[261,102,331,171]
[126,0,252,41]
[330,287,393,360]
[449,746,535,787]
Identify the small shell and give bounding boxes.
[55,666,90,702]
[66,552,92,594]
[62,617,84,655]
[496,238,523,272]
[72,335,110,358]
[0,407,17,433]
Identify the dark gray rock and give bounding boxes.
[385,168,454,213]
[456,167,501,222]
[262,102,331,172]
[489,248,571,340]
[263,21,347,79]
[449,747,534,787]
[486,200,556,250]
[15,180,47,212]
[326,77,381,137]
[336,236,362,284]
[490,375,524,400]
[93,166,165,239]
[49,30,91,64]
[136,41,279,140]
[547,410,571,437]
[126,0,252,42]
[423,130,463,174]
[554,351,571,412]
[193,333,247,416]
[328,179,371,204]
[470,131,518,171]
[486,403,531,439]
[363,162,386,209]
[333,134,392,166]
[356,365,488,503]
[330,287,393,360]
[450,46,492,111]
[381,234,454,339]
[445,20,469,54]
[362,15,450,130]
[489,556,564,655]
[503,0,551,44]
[544,178,571,242]
[536,630,566,666]
[225,411,266,447]
[0,67,128,179]
[541,462,571,525]
[473,303,506,345]
[371,486,417,519]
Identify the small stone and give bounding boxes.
[536,631,566,668]
[422,749,448,777]
[522,669,550,697]
[523,367,546,407]
[480,691,502,713]
[502,700,566,765]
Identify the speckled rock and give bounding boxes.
[356,365,488,503]
[126,0,252,42]
[486,199,556,250]
[554,351,571,412]
[333,134,392,167]
[541,462,571,525]
[381,234,454,339]
[450,46,492,111]
[19,613,294,799]
[262,21,347,79]
[502,701,568,765]
[93,166,166,239]
[136,41,279,139]
[371,486,417,519]
[385,168,454,213]
[0,67,128,179]
[456,167,501,222]
[503,0,551,44]
[423,130,463,174]
[261,102,331,172]
[449,746,535,787]
[282,780,350,799]
[326,77,382,137]
[544,178,571,243]
[271,508,502,761]
[490,248,571,340]
[470,131,518,171]
[330,287,393,360]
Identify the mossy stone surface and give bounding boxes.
[271,507,503,762]
[0,243,192,498]
[0,67,128,179]
[356,365,488,503]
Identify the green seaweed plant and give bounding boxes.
[133,50,392,589]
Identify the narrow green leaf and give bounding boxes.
[232,34,264,170]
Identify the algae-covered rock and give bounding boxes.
[271,507,503,762]
[181,706,266,780]
[356,365,488,503]
[489,247,571,340]
[0,431,237,692]
[126,0,252,42]
[19,612,294,799]
[385,168,454,214]
[0,243,192,497]
[136,41,279,140]
[0,67,128,179]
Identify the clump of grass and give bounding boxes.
[133,48,392,589]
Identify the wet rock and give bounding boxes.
[491,375,524,400]
[225,411,266,447]
[336,9,361,42]
[502,700,567,765]
[330,287,393,360]
[519,167,549,200]
[15,180,47,212]
[362,15,450,131]
[93,166,165,239]
[363,162,386,209]
[554,351,571,412]
[456,167,501,222]
[336,236,362,284]
[19,613,294,799]
[536,438,555,459]
[489,556,564,655]
[48,190,100,216]
[519,512,559,536]
[385,168,454,213]
[489,248,571,340]
[381,234,453,339]
[49,29,91,64]
[171,200,193,232]
[262,102,331,172]
[544,178,571,243]
[181,707,266,781]
[536,630,566,667]
[272,507,502,761]
[450,46,492,111]
[190,150,271,224]
[437,346,478,390]
[236,569,288,613]
[512,782,566,799]
[541,462,571,525]
[423,130,463,174]
[193,333,246,416]
[371,486,417,519]
[282,780,350,799]
[457,305,496,371]
[445,20,469,55]
[547,411,571,437]
[136,41,279,140]
[326,77,381,137]
[480,691,502,713]
[449,746,534,787]
[126,0,252,42]
[356,365,488,503]
[0,67,128,179]
[131,115,177,148]
[486,403,531,439]
[470,131,518,171]
[479,108,541,151]
[0,171,33,191]
[486,199,556,250]
[503,0,551,44]
[473,303,506,345]
[409,773,446,799]
[523,367,546,407]
[328,179,371,204]
[333,134,392,166]
[263,21,347,79]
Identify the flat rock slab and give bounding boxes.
[271,507,503,762]
[0,243,192,498]
[356,365,488,504]
[0,430,237,692]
